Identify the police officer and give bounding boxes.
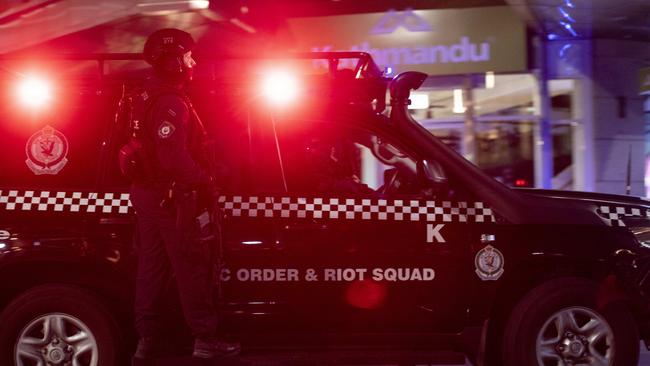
[307,135,375,194]
[130,28,240,363]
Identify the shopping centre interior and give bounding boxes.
[1,0,649,195]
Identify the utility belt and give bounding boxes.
[160,182,216,211]
[167,184,226,298]
[163,183,223,263]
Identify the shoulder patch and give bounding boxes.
[158,121,176,139]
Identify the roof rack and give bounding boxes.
[0,51,384,80]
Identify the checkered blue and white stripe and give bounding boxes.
[221,196,495,223]
[597,205,650,227]
[0,190,496,223]
[0,190,132,214]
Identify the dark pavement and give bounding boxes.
[141,349,469,366]
[140,345,650,366]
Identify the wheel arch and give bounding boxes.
[0,281,127,366]
[480,255,633,365]
[0,259,134,327]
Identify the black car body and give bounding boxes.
[0,52,649,366]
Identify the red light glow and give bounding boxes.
[515,179,528,187]
[345,280,387,309]
[17,75,51,108]
[262,70,299,106]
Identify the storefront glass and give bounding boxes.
[407,74,576,188]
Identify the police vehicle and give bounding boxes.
[0,52,648,366]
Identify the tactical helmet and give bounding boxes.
[143,28,194,64]
[143,28,195,78]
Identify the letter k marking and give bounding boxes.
[427,224,446,243]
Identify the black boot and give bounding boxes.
[192,337,241,359]
[132,337,159,365]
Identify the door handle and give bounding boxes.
[99,217,133,225]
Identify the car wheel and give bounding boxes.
[502,277,639,366]
[0,284,119,366]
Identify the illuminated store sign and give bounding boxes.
[287,7,527,76]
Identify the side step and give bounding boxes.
[155,349,469,365]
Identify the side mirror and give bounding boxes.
[417,160,446,185]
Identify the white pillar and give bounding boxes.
[572,77,595,191]
[533,37,553,188]
[462,77,477,164]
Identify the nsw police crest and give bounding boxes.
[25,126,69,175]
[475,245,504,281]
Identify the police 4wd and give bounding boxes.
[0,52,649,366]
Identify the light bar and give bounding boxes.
[17,75,51,108]
[262,70,299,106]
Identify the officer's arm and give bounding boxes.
[151,95,210,186]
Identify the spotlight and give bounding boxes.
[17,75,51,108]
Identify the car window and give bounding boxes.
[271,121,437,198]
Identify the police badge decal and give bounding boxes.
[474,245,504,281]
[25,126,69,175]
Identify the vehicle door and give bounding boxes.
[208,108,305,333]
[264,119,492,334]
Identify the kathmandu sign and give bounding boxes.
[370,9,433,34]
[287,7,526,76]
[328,37,490,67]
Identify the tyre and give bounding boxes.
[0,284,120,366]
[501,277,639,366]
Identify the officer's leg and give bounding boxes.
[161,198,218,338]
[131,189,172,340]
[163,224,240,358]
[162,193,239,358]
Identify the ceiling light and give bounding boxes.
[453,89,465,114]
[408,93,430,110]
[485,71,495,89]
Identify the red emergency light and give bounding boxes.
[16,75,51,108]
[515,179,528,187]
[262,70,299,106]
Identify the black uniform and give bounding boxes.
[129,75,218,340]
